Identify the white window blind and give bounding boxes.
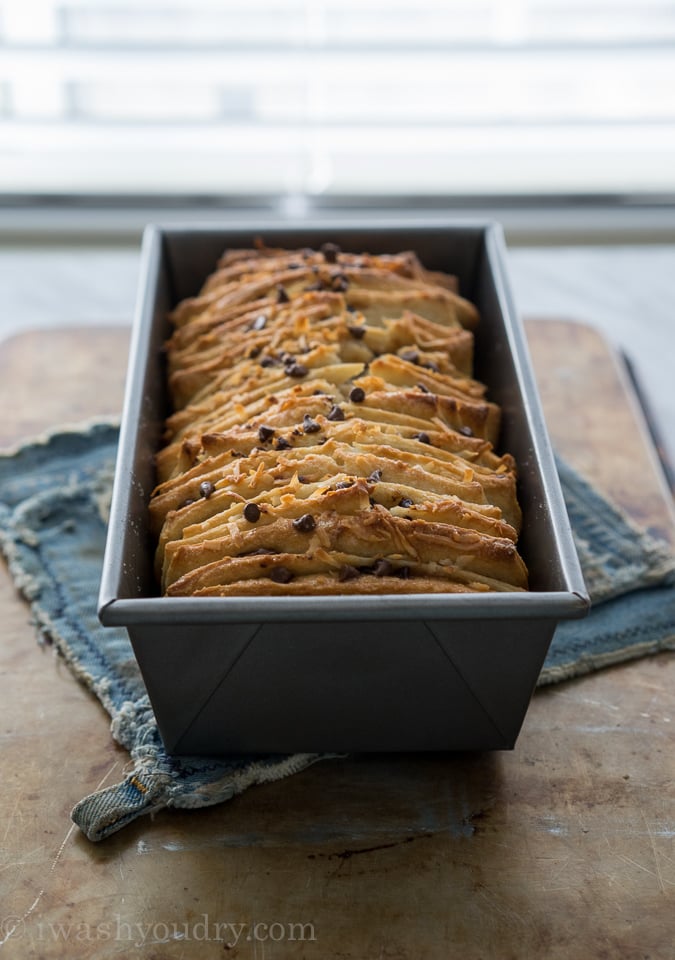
[1,0,674,197]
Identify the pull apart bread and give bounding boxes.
[151,242,529,597]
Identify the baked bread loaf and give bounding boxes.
[151,241,528,596]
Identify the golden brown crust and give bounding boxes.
[167,295,476,408]
[162,504,527,592]
[189,578,488,597]
[152,242,528,597]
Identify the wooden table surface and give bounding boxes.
[1,320,674,960]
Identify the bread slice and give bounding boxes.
[152,242,528,597]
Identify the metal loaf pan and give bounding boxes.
[98,221,589,755]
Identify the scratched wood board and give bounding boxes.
[524,317,675,549]
[0,320,673,959]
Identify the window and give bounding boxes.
[1,0,674,198]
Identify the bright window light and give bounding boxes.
[0,0,674,197]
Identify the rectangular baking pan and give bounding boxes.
[98,221,589,755]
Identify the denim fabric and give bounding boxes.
[0,421,673,841]
[540,457,675,683]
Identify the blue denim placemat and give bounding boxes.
[1,420,674,842]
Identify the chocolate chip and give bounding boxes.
[412,432,430,444]
[252,314,268,331]
[275,437,291,450]
[331,275,349,293]
[243,502,261,522]
[269,566,294,583]
[302,414,321,434]
[335,480,354,489]
[285,362,308,378]
[258,424,275,442]
[276,285,290,304]
[297,475,310,483]
[347,324,366,340]
[338,564,360,581]
[327,403,345,421]
[292,513,316,533]
[459,425,474,437]
[400,349,419,365]
[260,356,275,368]
[248,345,262,359]
[199,480,216,499]
[399,496,414,508]
[423,360,440,373]
[349,386,366,403]
[416,382,431,394]
[180,498,196,508]
[368,469,382,483]
[373,559,394,577]
[321,241,341,263]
